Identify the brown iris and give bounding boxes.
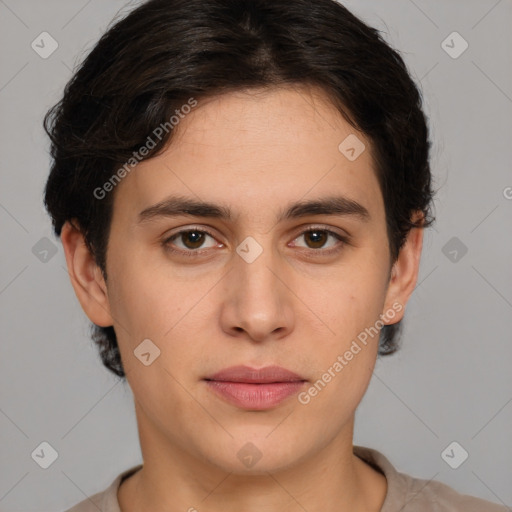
[304,230,328,249]
[180,231,206,249]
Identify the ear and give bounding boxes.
[382,212,424,324]
[60,220,113,327]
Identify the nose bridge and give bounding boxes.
[222,233,293,339]
[234,234,282,302]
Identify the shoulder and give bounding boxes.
[353,445,509,512]
[62,464,142,512]
[400,470,509,511]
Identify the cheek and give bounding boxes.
[314,265,389,344]
[105,252,211,371]
[297,257,389,404]
[107,241,183,322]
[107,269,163,335]
[298,282,384,416]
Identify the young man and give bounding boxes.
[44,0,508,510]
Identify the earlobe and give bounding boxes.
[60,220,113,327]
[382,214,424,324]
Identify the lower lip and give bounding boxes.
[205,380,306,410]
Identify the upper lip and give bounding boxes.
[205,365,306,383]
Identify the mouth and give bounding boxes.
[204,365,307,410]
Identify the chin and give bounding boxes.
[199,433,311,475]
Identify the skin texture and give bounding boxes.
[61,84,423,512]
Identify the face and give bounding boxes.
[64,84,421,475]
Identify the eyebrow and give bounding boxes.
[137,194,370,224]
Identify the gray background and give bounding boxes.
[0,0,511,510]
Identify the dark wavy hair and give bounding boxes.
[43,0,435,379]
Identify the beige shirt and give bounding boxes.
[64,445,509,511]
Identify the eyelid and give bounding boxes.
[290,223,349,240]
[163,224,218,238]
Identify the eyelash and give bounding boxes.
[162,225,349,258]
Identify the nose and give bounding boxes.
[219,240,295,343]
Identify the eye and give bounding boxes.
[290,227,347,254]
[162,225,348,258]
[163,228,220,256]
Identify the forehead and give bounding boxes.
[112,85,384,225]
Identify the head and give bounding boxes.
[44,0,435,473]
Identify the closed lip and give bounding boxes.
[204,365,306,383]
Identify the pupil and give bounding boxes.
[308,230,325,248]
[184,231,204,248]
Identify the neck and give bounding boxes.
[118,403,387,512]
